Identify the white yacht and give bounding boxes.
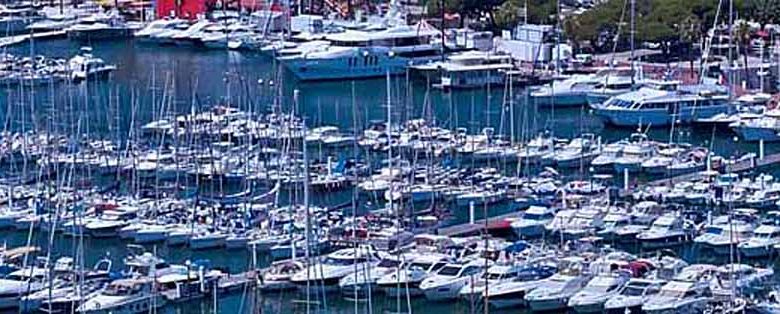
[482,264,559,309]
[410,50,516,89]
[510,206,556,238]
[603,278,665,314]
[560,208,607,240]
[279,21,443,81]
[169,20,214,46]
[710,264,774,300]
[693,212,757,255]
[76,279,166,313]
[739,212,780,257]
[524,258,592,312]
[420,260,487,301]
[134,18,189,40]
[612,133,656,174]
[642,279,712,313]
[376,254,450,297]
[201,22,255,49]
[544,134,600,168]
[0,267,48,309]
[590,140,626,172]
[545,209,576,235]
[636,213,691,249]
[84,206,138,238]
[27,12,77,32]
[339,255,404,297]
[291,246,382,292]
[305,126,355,147]
[258,260,305,292]
[133,224,171,244]
[66,11,137,41]
[592,80,731,127]
[459,263,536,299]
[568,274,630,313]
[531,67,636,107]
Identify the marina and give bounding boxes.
[0,0,780,313]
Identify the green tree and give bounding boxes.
[746,0,780,28]
[735,20,752,74]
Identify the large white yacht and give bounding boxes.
[279,21,443,81]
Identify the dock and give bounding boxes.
[0,31,67,48]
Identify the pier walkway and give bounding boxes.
[0,31,66,48]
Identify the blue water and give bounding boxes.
[0,38,776,313]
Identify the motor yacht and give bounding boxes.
[291,246,382,293]
[592,80,731,127]
[279,21,443,81]
[524,257,592,312]
[739,211,780,257]
[510,206,556,238]
[636,212,691,249]
[376,254,451,297]
[76,278,166,313]
[568,273,630,313]
[603,278,665,314]
[420,260,488,301]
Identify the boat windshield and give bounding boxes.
[377,259,401,268]
[621,285,647,296]
[409,263,432,271]
[657,288,686,298]
[705,227,723,235]
[522,213,547,221]
[588,283,619,292]
[324,257,363,266]
[438,266,462,276]
[756,231,779,239]
[485,272,504,280]
[104,284,138,296]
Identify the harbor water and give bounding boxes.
[0,38,779,313]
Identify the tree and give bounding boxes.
[679,15,703,78]
[746,0,780,28]
[735,20,752,75]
